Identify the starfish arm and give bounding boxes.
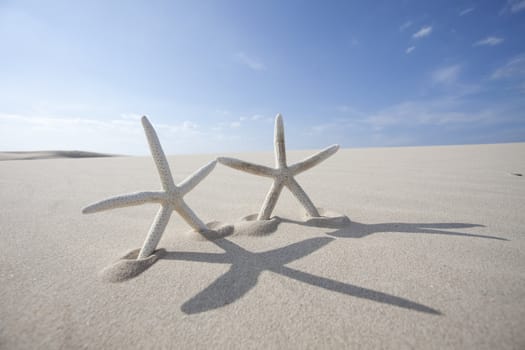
[285,178,320,217]
[178,160,217,196]
[141,116,176,191]
[175,200,208,231]
[82,191,166,214]
[257,180,284,220]
[217,157,275,177]
[274,114,287,168]
[137,204,173,259]
[289,144,339,175]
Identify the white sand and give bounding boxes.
[1,143,524,349]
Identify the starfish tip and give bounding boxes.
[141,115,152,127]
[81,206,93,214]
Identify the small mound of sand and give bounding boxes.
[185,208,349,240]
[232,214,282,236]
[185,217,280,239]
[303,208,351,228]
[99,248,163,282]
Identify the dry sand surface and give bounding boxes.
[1,143,524,349]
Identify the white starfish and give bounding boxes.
[218,114,339,220]
[82,116,216,259]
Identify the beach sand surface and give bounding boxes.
[1,143,524,349]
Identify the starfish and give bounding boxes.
[82,116,216,259]
[218,114,339,220]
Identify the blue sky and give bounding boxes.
[1,0,524,155]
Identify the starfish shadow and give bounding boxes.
[278,217,506,241]
[161,237,441,315]
[327,222,506,241]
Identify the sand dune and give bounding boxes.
[0,150,118,161]
[0,143,524,349]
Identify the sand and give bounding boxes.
[1,143,524,349]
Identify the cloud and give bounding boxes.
[432,65,461,84]
[308,97,516,148]
[215,109,231,116]
[491,54,525,79]
[459,8,475,16]
[501,0,525,14]
[120,113,143,121]
[229,114,273,129]
[363,99,503,128]
[412,26,432,39]
[0,113,204,154]
[337,105,351,113]
[399,20,412,31]
[406,46,415,54]
[309,118,358,134]
[240,114,264,121]
[234,52,265,71]
[180,121,197,130]
[473,36,504,46]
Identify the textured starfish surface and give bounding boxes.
[218,114,339,220]
[83,116,216,259]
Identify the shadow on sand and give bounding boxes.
[102,214,503,315]
[163,216,506,315]
[162,237,441,315]
[279,217,506,241]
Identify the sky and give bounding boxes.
[1,0,525,155]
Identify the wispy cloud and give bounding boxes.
[363,99,504,128]
[336,105,363,115]
[309,97,514,148]
[432,65,461,84]
[473,36,504,46]
[178,121,198,131]
[406,46,415,54]
[310,117,358,134]
[229,114,273,128]
[500,0,525,14]
[399,20,412,31]
[412,26,432,39]
[459,8,475,16]
[0,114,204,154]
[491,54,525,79]
[234,52,265,71]
[215,109,231,116]
[240,114,266,121]
[120,113,143,121]
[313,90,523,146]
